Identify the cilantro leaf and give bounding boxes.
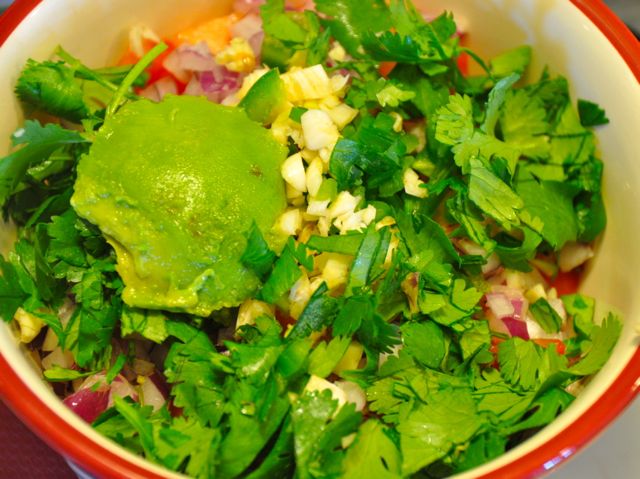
[306,232,363,256]
[435,94,474,146]
[577,99,609,127]
[494,227,541,272]
[43,366,96,382]
[333,294,374,337]
[376,83,416,108]
[288,282,338,340]
[309,336,352,378]
[241,220,277,279]
[482,73,520,136]
[549,102,595,166]
[0,255,29,322]
[291,389,362,478]
[505,387,573,435]
[156,417,220,478]
[489,46,532,78]
[498,337,541,391]
[315,0,391,58]
[259,239,304,304]
[401,320,446,369]
[516,174,578,249]
[120,306,168,343]
[500,89,551,159]
[468,158,522,229]
[398,389,485,475]
[450,131,520,175]
[562,293,595,337]
[342,420,402,478]
[567,313,621,376]
[0,121,87,208]
[217,377,290,478]
[347,226,391,294]
[15,59,89,122]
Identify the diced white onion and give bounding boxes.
[328,191,360,219]
[307,199,330,217]
[237,299,274,329]
[301,109,339,151]
[558,242,594,272]
[139,376,167,412]
[14,308,44,344]
[41,347,74,370]
[403,168,428,198]
[281,64,332,102]
[282,153,307,192]
[277,209,303,236]
[305,157,324,197]
[334,381,367,411]
[321,256,350,289]
[305,375,347,408]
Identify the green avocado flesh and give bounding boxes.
[71,95,287,316]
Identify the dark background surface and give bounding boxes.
[0,1,638,479]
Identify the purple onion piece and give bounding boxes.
[63,387,110,423]
[501,317,530,340]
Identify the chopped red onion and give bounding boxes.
[501,316,530,340]
[63,387,110,423]
[233,0,264,15]
[63,373,137,423]
[248,31,265,58]
[162,49,190,83]
[108,375,138,407]
[140,77,178,102]
[231,13,262,41]
[485,293,514,319]
[485,288,530,339]
[177,42,217,72]
[184,69,241,103]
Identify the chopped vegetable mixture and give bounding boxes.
[0,0,620,477]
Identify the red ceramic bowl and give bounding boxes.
[0,1,639,478]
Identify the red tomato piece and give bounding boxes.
[532,338,566,355]
[550,270,582,296]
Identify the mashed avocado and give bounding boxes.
[71,95,287,316]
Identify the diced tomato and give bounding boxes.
[379,61,397,78]
[172,13,238,55]
[549,269,582,296]
[532,338,566,355]
[275,308,296,330]
[145,45,178,85]
[117,48,139,66]
[168,399,184,418]
[488,336,505,368]
[456,32,469,76]
[118,42,187,92]
[457,52,469,76]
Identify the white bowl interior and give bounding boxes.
[1,0,639,477]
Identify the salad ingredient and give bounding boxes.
[72,95,288,316]
[0,0,622,477]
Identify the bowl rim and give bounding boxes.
[0,1,639,478]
